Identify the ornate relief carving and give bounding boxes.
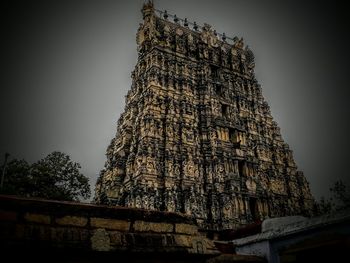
[271,179,286,195]
[245,178,257,193]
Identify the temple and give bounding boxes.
[94,1,314,230]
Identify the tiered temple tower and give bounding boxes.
[94,2,314,230]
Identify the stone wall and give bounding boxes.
[0,195,219,262]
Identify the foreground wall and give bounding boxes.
[0,195,220,262]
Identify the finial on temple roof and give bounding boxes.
[233,37,244,49]
[222,33,227,42]
[143,0,154,8]
[203,23,212,31]
[142,0,154,19]
[163,10,168,20]
[184,18,189,27]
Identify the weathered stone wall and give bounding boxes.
[0,195,219,262]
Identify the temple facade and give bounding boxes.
[94,1,314,230]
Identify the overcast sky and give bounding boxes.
[2,0,349,201]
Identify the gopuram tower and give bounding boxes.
[95,1,314,230]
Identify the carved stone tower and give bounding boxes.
[94,2,314,230]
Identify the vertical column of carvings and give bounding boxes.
[206,36,267,226]
[183,70,207,222]
[156,53,186,212]
[163,76,182,212]
[162,94,179,212]
[116,3,162,210]
[196,61,213,228]
[201,47,221,230]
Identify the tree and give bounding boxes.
[316,180,350,215]
[0,158,33,197]
[330,180,350,209]
[317,196,333,215]
[0,151,91,201]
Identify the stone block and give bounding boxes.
[55,216,87,227]
[164,234,175,246]
[24,213,50,224]
[51,226,88,243]
[175,223,198,235]
[109,231,124,246]
[174,234,192,248]
[90,217,130,231]
[133,221,173,233]
[91,228,111,251]
[191,237,207,254]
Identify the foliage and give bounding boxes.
[1,159,32,197]
[317,196,333,215]
[330,180,350,208]
[0,151,90,201]
[316,180,350,215]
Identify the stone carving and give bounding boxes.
[245,178,257,193]
[146,156,156,173]
[201,23,219,47]
[91,228,111,252]
[271,179,286,195]
[94,2,315,231]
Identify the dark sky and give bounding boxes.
[2,0,349,201]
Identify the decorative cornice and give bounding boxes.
[154,9,240,46]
